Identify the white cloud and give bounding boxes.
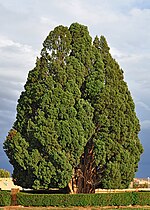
[141,120,150,130]
[54,0,98,24]
[137,101,150,112]
[0,36,37,144]
[0,37,34,53]
[110,39,150,102]
[0,36,37,83]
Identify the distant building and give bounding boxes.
[0,178,22,190]
[133,178,150,188]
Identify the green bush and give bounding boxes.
[132,192,138,205]
[90,193,132,206]
[135,192,150,206]
[16,192,150,207]
[17,192,132,207]
[0,191,11,206]
[17,193,91,207]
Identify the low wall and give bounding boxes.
[95,188,150,193]
[0,178,22,191]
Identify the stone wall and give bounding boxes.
[0,178,22,190]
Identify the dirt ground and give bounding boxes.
[2,206,150,210]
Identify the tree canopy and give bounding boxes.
[4,23,143,193]
[0,169,10,178]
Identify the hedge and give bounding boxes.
[132,192,150,206]
[1,191,150,207]
[17,192,142,207]
[0,191,11,206]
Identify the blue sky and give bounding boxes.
[0,0,150,178]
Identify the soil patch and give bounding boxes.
[3,206,150,210]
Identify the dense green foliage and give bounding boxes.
[0,169,10,178]
[4,23,143,191]
[1,190,150,207]
[134,192,150,205]
[17,192,150,207]
[0,191,11,206]
[89,36,143,189]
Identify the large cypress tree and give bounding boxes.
[87,36,143,189]
[4,23,143,193]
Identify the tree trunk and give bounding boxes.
[69,138,97,193]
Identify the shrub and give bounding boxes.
[0,169,10,178]
[16,191,150,207]
[135,192,150,206]
[90,193,132,206]
[0,191,11,206]
[17,193,91,207]
[17,192,132,207]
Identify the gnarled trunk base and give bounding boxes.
[68,139,96,193]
